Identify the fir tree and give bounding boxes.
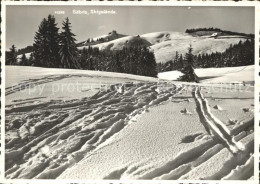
[28,53,34,66]
[6,45,17,65]
[33,15,60,67]
[20,54,28,66]
[179,44,198,82]
[178,54,184,70]
[174,51,179,69]
[79,48,87,68]
[115,52,123,73]
[46,15,60,67]
[146,49,157,77]
[33,18,48,67]
[59,17,79,69]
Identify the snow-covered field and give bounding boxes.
[5,66,254,179]
[159,65,254,84]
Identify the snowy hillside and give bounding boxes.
[78,31,247,63]
[5,66,158,105]
[78,30,127,47]
[78,35,152,50]
[150,32,247,63]
[158,65,254,84]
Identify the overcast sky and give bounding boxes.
[6,5,254,50]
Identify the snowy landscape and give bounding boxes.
[5,66,254,179]
[4,6,255,180]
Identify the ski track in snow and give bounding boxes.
[5,80,254,179]
[5,81,182,179]
[133,87,253,180]
[192,87,244,154]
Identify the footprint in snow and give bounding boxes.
[242,108,249,112]
[180,133,203,143]
[212,98,221,101]
[144,105,149,112]
[180,108,192,115]
[242,108,253,112]
[172,100,183,103]
[184,99,191,102]
[213,105,223,111]
[228,118,238,125]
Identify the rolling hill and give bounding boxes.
[78,31,249,63]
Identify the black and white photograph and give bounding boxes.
[2,4,255,180]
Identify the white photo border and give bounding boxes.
[1,1,260,184]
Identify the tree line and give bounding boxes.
[157,39,254,73]
[185,27,254,38]
[79,46,157,77]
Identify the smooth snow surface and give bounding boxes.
[5,66,254,180]
[158,65,254,83]
[5,66,158,105]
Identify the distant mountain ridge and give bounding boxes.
[185,28,254,38]
[77,30,127,47]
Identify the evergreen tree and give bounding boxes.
[179,44,198,82]
[196,54,202,68]
[173,51,178,69]
[46,15,60,67]
[33,15,60,67]
[33,18,48,67]
[6,45,17,65]
[79,48,87,68]
[20,54,28,66]
[28,53,34,66]
[178,54,184,70]
[164,60,173,71]
[115,52,123,73]
[59,17,79,69]
[146,49,157,77]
